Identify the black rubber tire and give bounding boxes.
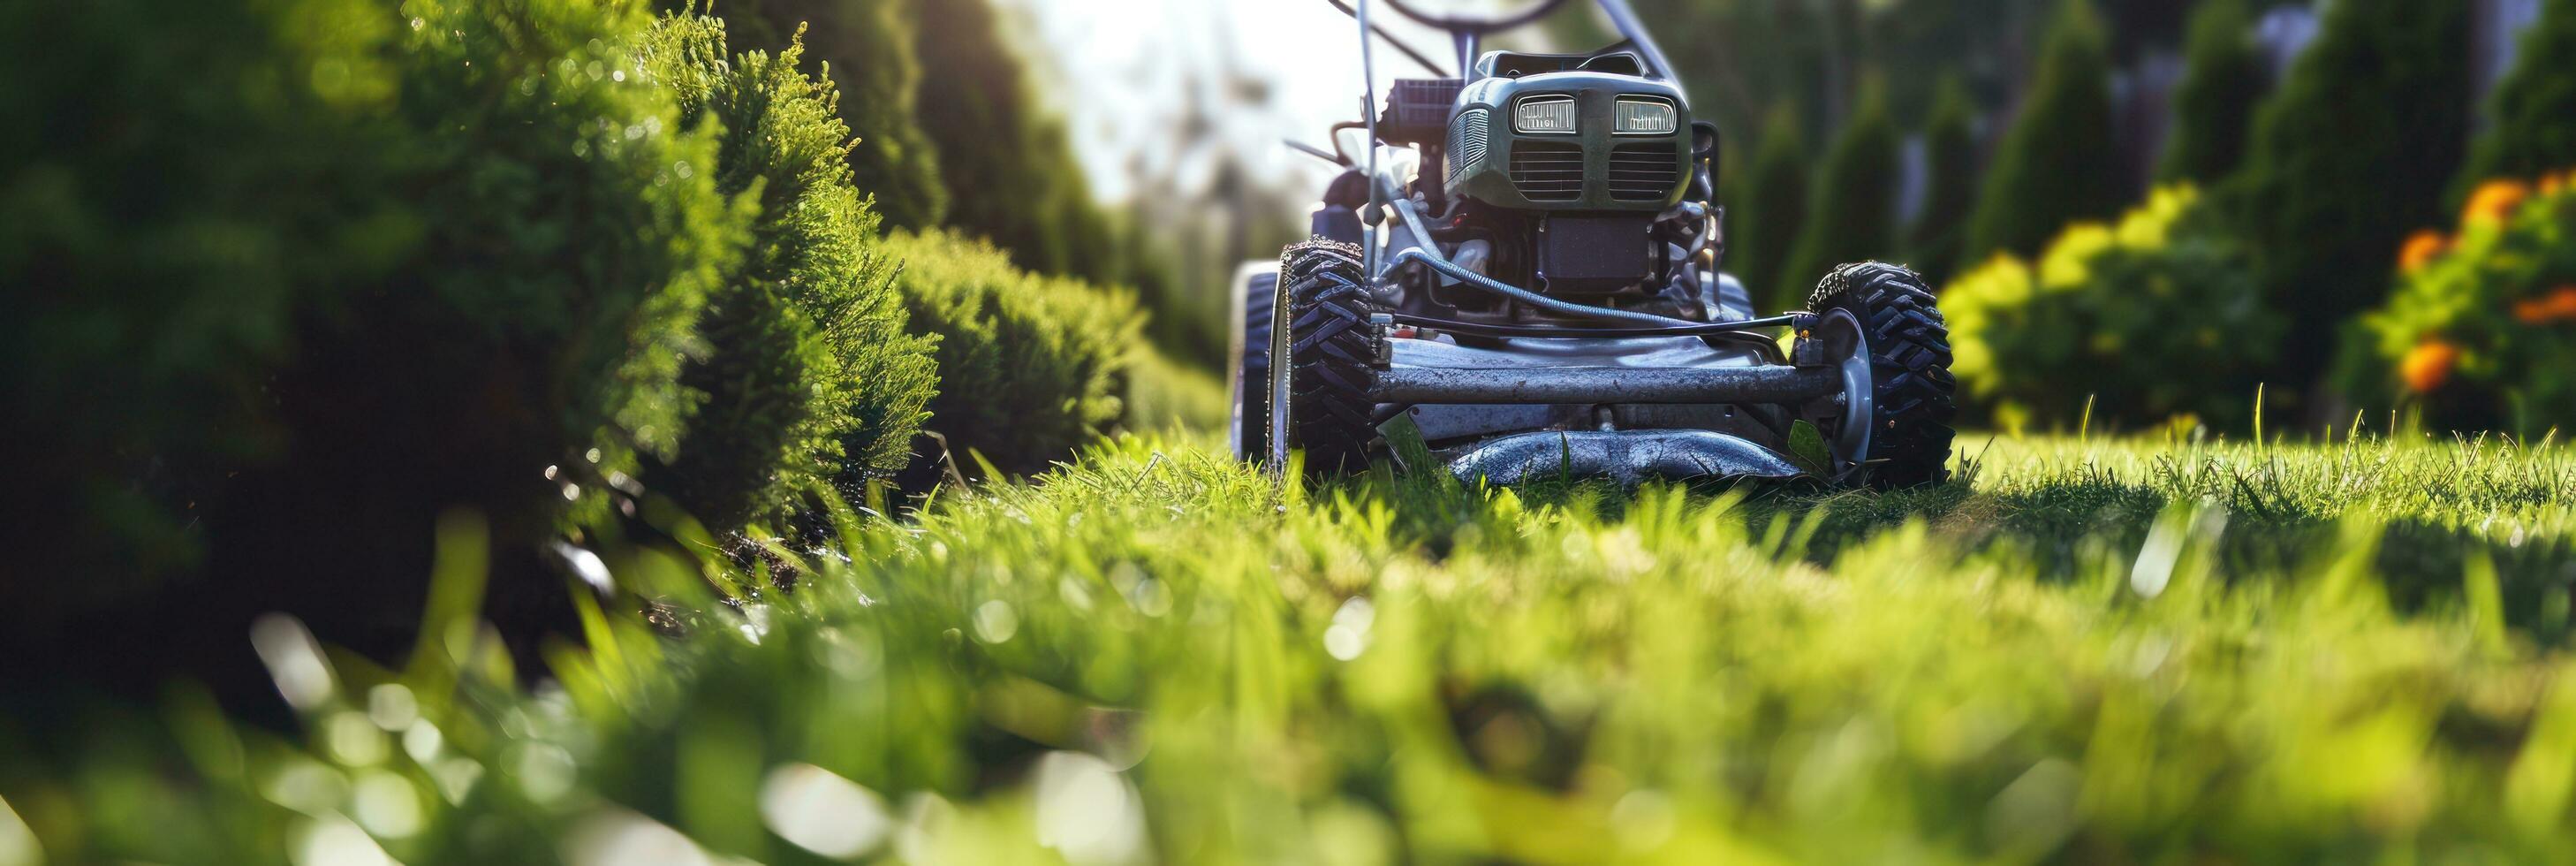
[1272,239,1380,477]
[1799,262,1958,489]
[1232,270,1277,460]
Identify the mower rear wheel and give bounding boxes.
[1269,239,1380,477]
[1798,262,1958,488]
[1231,270,1277,460]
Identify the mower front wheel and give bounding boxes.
[1796,262,1958,488]
[1268,239,1381,477]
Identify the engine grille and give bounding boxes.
[1510,141,1585,201]
[1607,142,1681,201]
[1447,109,1489,185]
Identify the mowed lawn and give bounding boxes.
[10,433,2576,863]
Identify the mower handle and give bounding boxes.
[1373,0,1577,34]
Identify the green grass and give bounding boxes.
[8,434,2576,863]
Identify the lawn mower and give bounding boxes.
[1230,0,1956,487]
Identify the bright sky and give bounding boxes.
[1007,0,1525,206]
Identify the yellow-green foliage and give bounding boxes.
[16,435,2576,862]
[883,230,1140,478]
[1946,186,2279,431]
[2360,173,2576,434]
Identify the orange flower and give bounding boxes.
[2401,340,2459,393]
[2519,285,2576,324]
[2463,179,2532,226]
[2398,230,2450,273]
[2542,172,2568,197]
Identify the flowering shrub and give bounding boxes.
[1943,186,2280,431]
[2358,171,2576,432]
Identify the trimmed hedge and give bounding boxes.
[1945,186,2279,431]
[637,13,936,534]
[2355,172,2576,434]
[882,231,1140,480]
[1,0,742,644]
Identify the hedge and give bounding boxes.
[1,0,742,650]
[881,231,1139,481]
[636,12,936,534]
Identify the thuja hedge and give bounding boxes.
[637,12,935,535]
[882,230,1140,481]
[3,0,742,645]
[0,0,966,665]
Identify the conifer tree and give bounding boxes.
[2157,0,2263,186]
[1910,75,1980,285]
[1963,0,2122,263]
[1734,106,1811,308]
[2231,0,2472,392]
[910,0,1097,277]
[1782,85,1902,298]
[2459,0,2576,190]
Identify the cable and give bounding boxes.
[1322,0,1451,77]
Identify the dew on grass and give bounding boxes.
[562,808,708,866]
[352,771,423,839]
[758,763,892,859]
[1326,596,1375,660]
[263,759,348,815]
[432,757,483,805]
[511,742,578,804]
[404,722,443,763]
[252,614,335,711]
[290,814,391,866]
[0,794,42,866]
[1034,751,1146,865]
[324,711,387,766]
[974,599,1020,643]
[367,684,418,732]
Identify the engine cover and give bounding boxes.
[1535,215,1653,294]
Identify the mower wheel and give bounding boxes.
[1232,270,1277,460]
[1799,262,1958,488]
[1270,239,1380,476]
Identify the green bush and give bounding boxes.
[2355,173,2576,434]
[0,0,398,609]
[1946,186,2280,431]
[2156,0,2263,186]
[636,13,936,534]
[883,230,1139,479]
[1963,0,2124,264]
[2229,0,2471,399]
[0,0,742,640]
[1780,85,1900,297]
